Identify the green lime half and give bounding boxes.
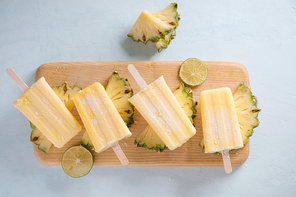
[61,146,93,178]
[179,58,208,86]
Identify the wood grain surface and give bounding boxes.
[33,61,250,167]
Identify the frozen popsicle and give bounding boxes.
[7,68,82,148]
[128,64,196,150]
[73,82,132,165]
[200,87,243,174]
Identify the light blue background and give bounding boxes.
[1,0,296,196]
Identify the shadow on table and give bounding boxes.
[120,37,158,59]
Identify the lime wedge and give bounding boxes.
[179,58,208,86]
[61,146,93,178]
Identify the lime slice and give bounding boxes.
[179,58,208,86]
[61,146,93,178]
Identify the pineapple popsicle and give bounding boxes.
[200,87,243,154]
[13,77,82,148]
[128,72,196,150]
[73,82,132,154]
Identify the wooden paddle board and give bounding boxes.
[33,61,250,167]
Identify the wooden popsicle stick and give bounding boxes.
[112,143,129,166]
[6,68,29,93]
[127,64,147,89]
[222,150,232,174]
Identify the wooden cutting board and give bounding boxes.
[34,61,250,167]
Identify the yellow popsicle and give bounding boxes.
[200,87,243,153]
[129,76,196,150]
[73,82,132,153]
[13,77,82,148]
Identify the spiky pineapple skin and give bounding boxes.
[173,83,197,125]
[155,31,176,53]
[135,126,167,152]
[127,10,175,45]
[128,3,180,47]
[153,3,180,28]
[106,71,135,127]
[51,83,82,110]
[153,3,180,52]
[80,131,93,148]
[234,82,261,145]
[30,126,52,154]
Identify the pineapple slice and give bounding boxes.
[173,83,197,125]
[135,126,166,152]
[128,3,180,51]
[234,82,261,145]
[128,10,176,44]
[153,3,180,28]
[106,71,134,127]
[135,83,197,152]
[80,72,135,147]
[155,31,176,53]
[199,82,261,152]
[30,123,52,154]
[30,83,81,153]
[80,130,93,147]
[51,83,82,110]
[153,3,180,52]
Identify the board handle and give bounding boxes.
[128,64,147,89]
[222,150,232,174]
[6,68,29,93]
[112,143,129,166]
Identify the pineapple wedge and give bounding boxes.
[30,123,52,154]
[51,83,82,110]
[135,126,166,152]
[153,3,180,28]
[173,83,197,125]
[128,3,180,52]
[155,31,176,53]
[106,71,134,127]
[80,72,134,147]
[135,83,197,152]
[128,10,175,44]
[234,82,261,145]
[153,3,180,52]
